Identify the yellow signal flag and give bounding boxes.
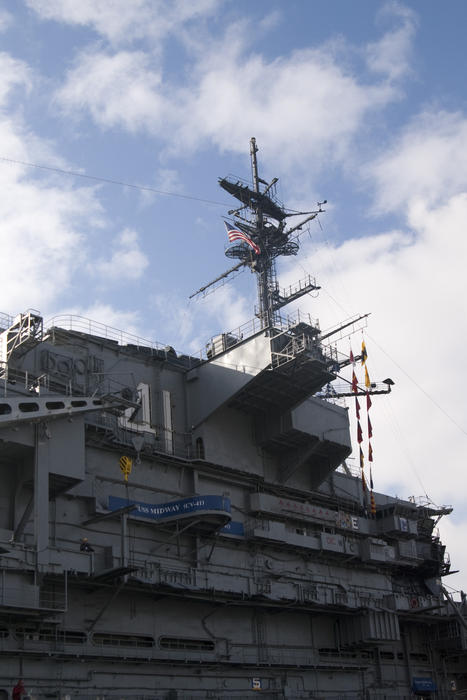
[119,455,133,482]
[361,340,368,365]
[364,365,371,389]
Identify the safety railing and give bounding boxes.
[45,312,334,371]
[46,314,172,354]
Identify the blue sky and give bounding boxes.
[1,0,467,592]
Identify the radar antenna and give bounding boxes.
[190,137,324,327]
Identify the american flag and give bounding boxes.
[224,222,260,255]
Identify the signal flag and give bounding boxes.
[351,370,358,393]
[361,340,368,365]
[361,468,368,494]
[364,365,371,389]
[224,221,260,254]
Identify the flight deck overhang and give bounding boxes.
[187,324,336,428]
[255,397,351,485]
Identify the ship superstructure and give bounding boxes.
[0,143,465,699]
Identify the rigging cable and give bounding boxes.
[0,155,228,207]
[304,215,467,439]
[366,333,467,439]
[317,285,467,439]
[9,155,465,435]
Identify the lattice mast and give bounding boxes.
[220,137,322,328]
[191,138,323,325]
[250,137,274,328]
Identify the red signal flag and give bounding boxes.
[355,397,361,420]
[352,370,358,393]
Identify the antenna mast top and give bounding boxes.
[218,138,323,327]
[190,139,323,323]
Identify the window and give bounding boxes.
[195,437,205,459]
[92,633,154,648]
[159,637,215,651]
[15,627,85,644]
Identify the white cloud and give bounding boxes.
[51,7,415,182]
[0,53,104,314]
[25,0,220,45]
[47,302,144,338]
[367,111,467,213]
[150,281,253,357]
[275,107,467,592]
[284,189,467,590]
[202,284,252,337]
[175,42,398,173]
[180,4,417,168]
[0,173,101,312]
[438,516,467,598]
[0,52,31,106]
[56,50,166,133]
[0,158,106,312]
[0,47,150,320]
[366,2,417,80]
[92,228,149,281]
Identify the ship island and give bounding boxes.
[0,140,465,699]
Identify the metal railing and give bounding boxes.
[0,362,53,397]
[0,311,13,331]
[86,412,194,460]
[274,273,319,302]
[44,310,344,372]
[46,314,174,354]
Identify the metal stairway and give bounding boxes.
[0,310,43,363]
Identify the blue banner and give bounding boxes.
[109,494,231,522]
[412,678,436,693]
[220,521,245,536]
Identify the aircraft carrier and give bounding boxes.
[0,140,465,698]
